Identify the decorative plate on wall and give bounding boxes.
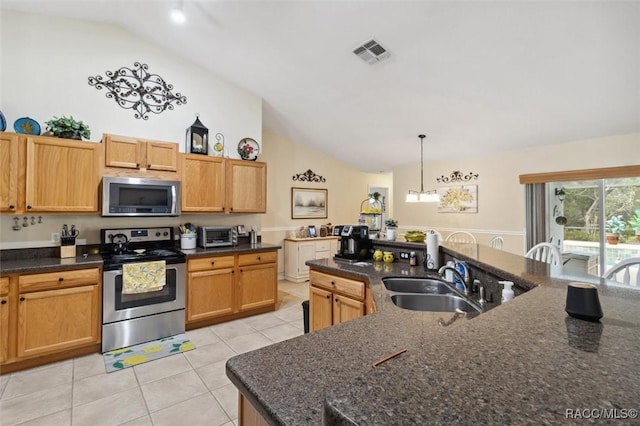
[237,138,260,161]
[0,110,6,131]
[13,117,41,135]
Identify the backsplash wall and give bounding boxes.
[0,213,261,249]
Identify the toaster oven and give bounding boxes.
[197,226,237,248]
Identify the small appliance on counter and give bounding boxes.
[334,225,373,262]
[197,226,237,248]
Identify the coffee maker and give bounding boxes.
[334,225,373,262]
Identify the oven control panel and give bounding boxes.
[103,227,173,243]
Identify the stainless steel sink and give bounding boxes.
[382,277,455,294]
[390,294,481,313]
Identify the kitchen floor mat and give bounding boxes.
[103,334,195,373]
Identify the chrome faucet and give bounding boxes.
[438,265,470,295]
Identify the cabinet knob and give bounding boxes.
[147,164,151,168]
[222,207,225,211]
[20,297,25,302]
[331,281,335,286]
[211,261,215,266]
[136,163,140,167]
[0,300,6,305]
[58,277,64,281]
[257,256,261,261]
[335,298,339,303]
[27,205,32,210]
[325,295,330,299]
[229,208,233,212]
[9,204,15,209]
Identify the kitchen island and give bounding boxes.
[226,243,640,425]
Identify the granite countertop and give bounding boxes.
[179,242,280,258]
[0,243,281,275]
[226,243,640,425]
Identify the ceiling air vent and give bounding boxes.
[353,39,390,65]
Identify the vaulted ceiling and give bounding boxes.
[3,1,639,172]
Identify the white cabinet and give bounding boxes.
[284,237,339,283]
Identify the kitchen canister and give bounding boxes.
[180,234,197,249]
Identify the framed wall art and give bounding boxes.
[291,187,328,219]
[437,185,478,213]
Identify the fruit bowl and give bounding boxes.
[404,231,426,242]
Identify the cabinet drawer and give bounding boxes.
[19,268,100,293]
[238,251,277,266]
[0,277,8,296]
[315,240,330,251]
[309,270,365,300]
[188,255,235,272]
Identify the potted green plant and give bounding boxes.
[385,218,398,241]
[605,215,626,245]
[45,115,91,140]
[628,209,640,243]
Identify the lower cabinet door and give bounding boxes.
[17,285,100,359]
[237,263,277,311]
[187,268,235,322]
[0,296,9,363]
[309,286,333,332]
[333,294,364,325]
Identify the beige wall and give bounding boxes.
[393,133,640,254]
[260,128,392,275]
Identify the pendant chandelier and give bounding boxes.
[406,134,440,203]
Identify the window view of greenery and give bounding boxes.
[558,177,640,282]
[563,178,640,244]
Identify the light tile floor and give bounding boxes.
[0,280,308,426]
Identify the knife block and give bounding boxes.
[60,236,76,259]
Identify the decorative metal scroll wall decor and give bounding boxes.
[88,62,187,120]
[436,170,479,184]
[292,169,326,183]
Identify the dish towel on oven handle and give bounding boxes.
[122,260,166,294]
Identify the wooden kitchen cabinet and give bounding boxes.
[182,154,226,212]
[226,159,266,213]
[0,133,19,212]
[186,255,235,323]
[103,134,179,173]
[15,268,101,360]
[309,270,365,332]
[284,237,339,282]
[0,277,9,363]
[186,250,278,329]
[25,136,100,212]
[237,252,277,311]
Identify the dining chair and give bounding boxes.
[525,242,561,266]
[489,236,504,250]
[445,231,476,244]
[603,257,640,286]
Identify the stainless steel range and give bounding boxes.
[100,227,186,353]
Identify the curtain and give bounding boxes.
[525,183,546,251]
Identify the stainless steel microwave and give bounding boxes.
[102,176,181,217]
[198,226,237,248]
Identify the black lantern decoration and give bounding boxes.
[186,114,209,155]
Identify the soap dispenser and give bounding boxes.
[500,281,515,303]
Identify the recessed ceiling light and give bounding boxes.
[170,4,186,24]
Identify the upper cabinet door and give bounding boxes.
[144,140,178,172]
[182,154,226,212]
[0,133,19,212]
[25,136,99,212]
[104,134,141,169]
[226,159,266,213]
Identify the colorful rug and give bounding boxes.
[103,334,195,373]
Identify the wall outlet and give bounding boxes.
[399,251,410,260]
[51,232,60,243]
